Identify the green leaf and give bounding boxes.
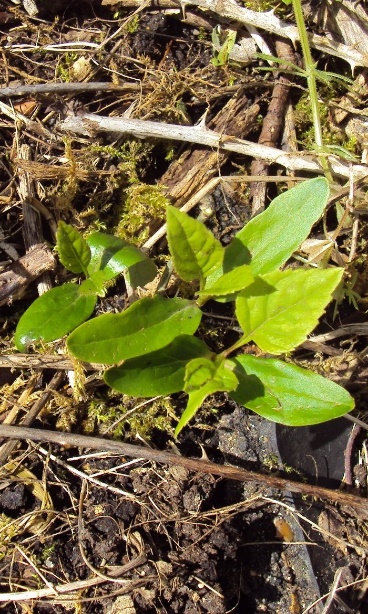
[79,278,104,296]
[212,27,237,66]
[166,205,224,283]
[230,354,354,426]
[86,232,156,288]
[227,178,330,276]
[14,284,97,351]
[67,295,202,364]
[57,221,91,275]
[236,268,343,354]
[198,265,254,300]
[175,356,238,437]
[105,336,212,396]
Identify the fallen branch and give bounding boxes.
[60,112,368,179]
[182,0,368,69]
[1,424,367,516]
[0,244,55,306]
[0,354,99,371]
[0,81,142,98]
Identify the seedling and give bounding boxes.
[58,178,353,436]
[211,26,237,67]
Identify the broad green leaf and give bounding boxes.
[236,268,343,354]
[57,221,91,275]
[230,354,354,426]
[86,232,156,288]
[198,265,254,300]
[166,205,224,283]
[67,295,202,364]
[175,356,238,436]
[105,336,212,396]
[14,284,97,351]
[225,178,330,276]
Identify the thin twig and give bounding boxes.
[0,424,367,514]
[0,355,100,371]
[0,82,142,98]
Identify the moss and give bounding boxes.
[116,182,169,244]
[123,397,176,438]
[241,0,290,17]
[294,91,360,157]
[124,14,140,33]
[56,52,78,82]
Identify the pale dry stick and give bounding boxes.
[0,244,55,307]
[5,42,100,52]
[302,577,367,614]
[310,323,368,343]
[15,546,57,595]
[0,82,142,98]
[0,355,100,371]
[180,0,368,68]
[1,424,368,514]
[0,567,152,603]
[321,568,353,614]
[36,445,140,499]
[60,112,368,180]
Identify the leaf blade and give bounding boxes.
[87,232,156,288]
[167,205,224,282]
[227,177,330,276]
[236,268,343,354]
[15,284,97,351]
[198,264,254,300]
[105,336,212,396]
[67,295,202,364]
[57,221,91,275]
[230,354,354,426]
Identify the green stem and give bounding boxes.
[221,335,249,358]
[291,0,332,182]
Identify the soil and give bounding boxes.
[0,1,368,613]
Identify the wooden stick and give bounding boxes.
[60,112,368,179]
[0,424,367,516]
[0,244,55,306]
[0,82,142,98]
[181,0,368,69]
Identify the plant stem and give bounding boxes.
[221,335,248,358]
[291,0,332,181]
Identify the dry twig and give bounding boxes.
[0,424,367,515]
[60,112,368,179]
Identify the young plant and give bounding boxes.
[14,222,157,351]
[211,26,237,67]
[65,178,355,436]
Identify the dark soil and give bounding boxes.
[0,1,368,613]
